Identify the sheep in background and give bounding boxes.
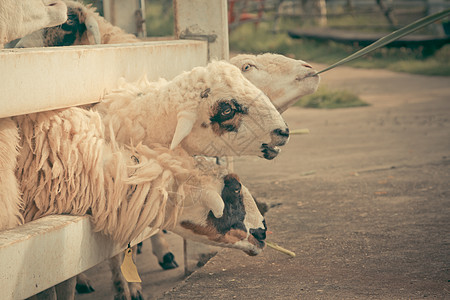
[230,53,320,112]
[0,0,67,46]
[15,0,138,48]
[15,106,267,299]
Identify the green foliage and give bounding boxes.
[229,23,450,76]
[144,0,174,37]
[295,86,369,109]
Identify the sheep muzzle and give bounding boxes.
[261,144,280,160]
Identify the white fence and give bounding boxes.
[0,1,228,299]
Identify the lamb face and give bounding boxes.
[1,0,68,44]
[173,61,290,160]
[230,53,320,113]
[174,173,266,256]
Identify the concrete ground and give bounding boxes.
[77,64,450,299]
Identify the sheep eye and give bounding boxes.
[242,63,254,72]
[221,106,232,116]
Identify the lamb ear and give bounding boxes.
[170,111,197,150]
[85,15,101,44]
[203,190,224,218]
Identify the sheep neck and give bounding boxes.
[100,76,203,149]
[90,144,197,245]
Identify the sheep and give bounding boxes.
[136,52,321,272]
[12,60,281,299]
[14,106,267,299]
[95,61,289,160]
[230,53,320,112]
[14,0,321,276]
[13,4,322,287]
[15,0,139,48]
[12,1,321,290]
[0,0,68,46]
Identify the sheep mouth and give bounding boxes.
[244,240,265,256]
[261,144,280,160]
[296,71,319,81]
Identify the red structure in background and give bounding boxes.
[228,0,264,30]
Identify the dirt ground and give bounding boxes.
[77,64,450,299]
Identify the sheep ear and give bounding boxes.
[170,111,197,150]
[203,190,224,218]
[85,15,101,44]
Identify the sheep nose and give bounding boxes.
[250,227,266,241]
[302,62,313,68]
[271,128,290,146]
[273,128,289,138]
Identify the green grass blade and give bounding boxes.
[314,9,450,75]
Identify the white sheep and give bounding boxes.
[138,52,321,273]
[15,0,138,48]
[12,2,323,293]
[230,53,320,112]
[14,2,321,280]
[14,106,266,299]
[95,61,289,160]
[0,0,68,46]
[14,1,320,271]
[11,59,281,299]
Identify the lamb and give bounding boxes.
[14,106,266,299]
[0,0,68,46]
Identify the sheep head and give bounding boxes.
[230,53,320,113]
[169,61,290,160]
[173,157,266,256]
[1,0,68,44]
[118,146,266,256]
[15,0,100,48]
